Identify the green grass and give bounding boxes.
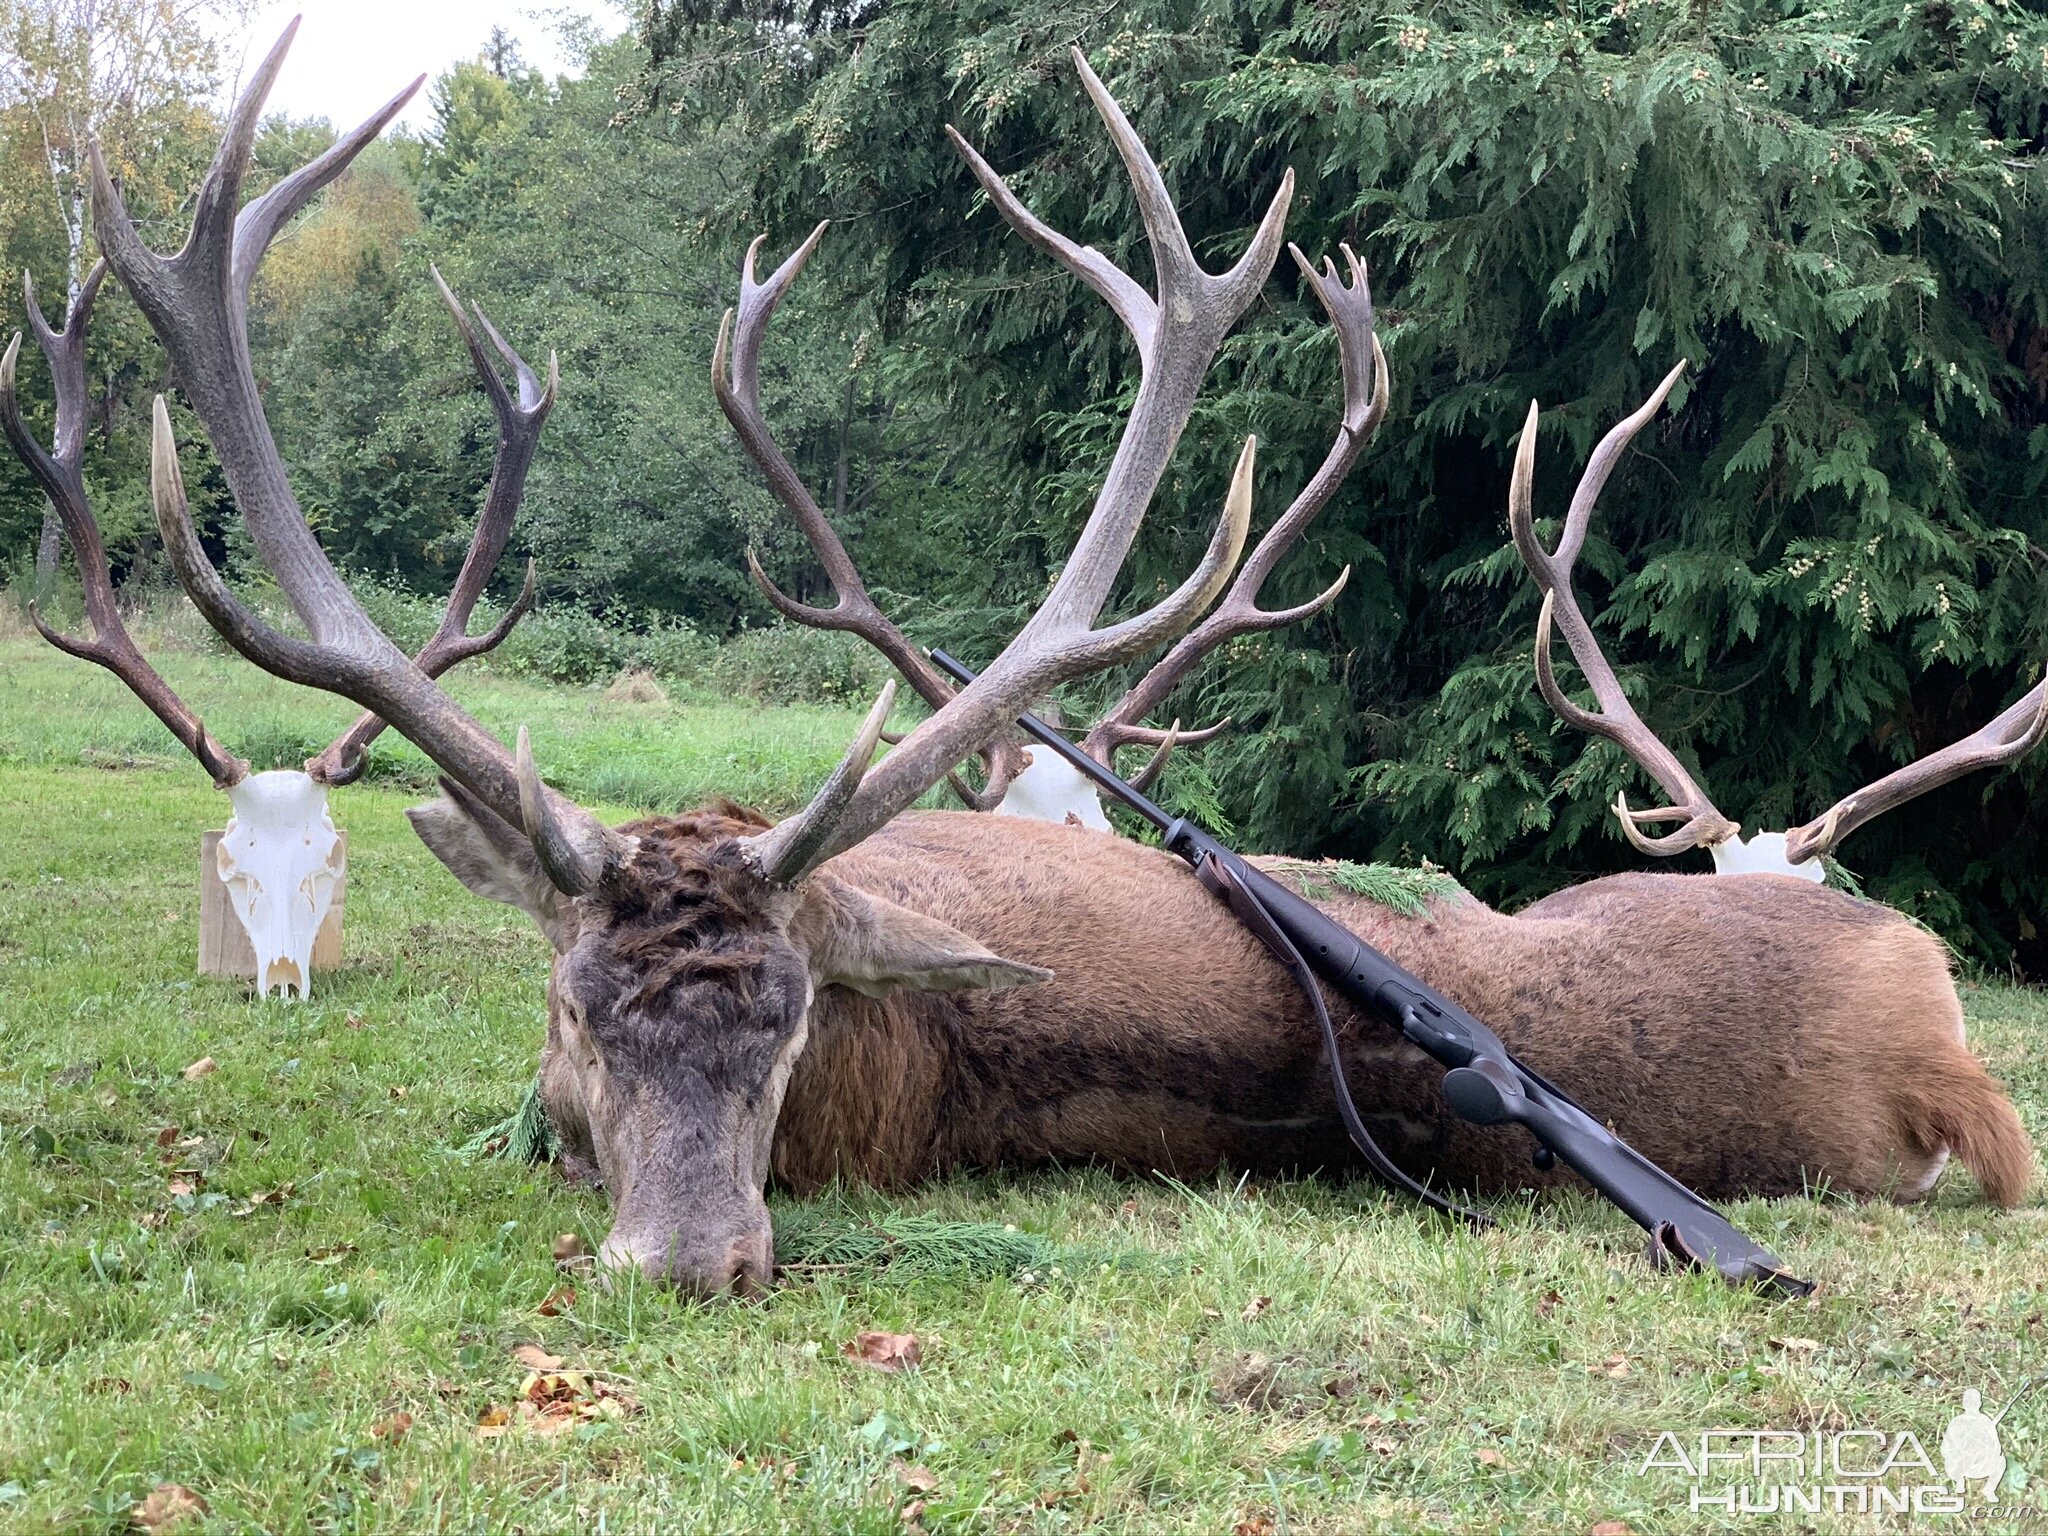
[2,635,2046,1534]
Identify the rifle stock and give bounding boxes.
[929,649,1813,1295]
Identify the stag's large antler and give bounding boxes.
[1077,244,1386,788]
[726,49,1291,882]
[93,20,629,890]
[1509,363,1742,856]
[306,268,554,785]
[3,261,249,785]
[711,226,1025,810]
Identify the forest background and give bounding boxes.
[7,0,2048,964]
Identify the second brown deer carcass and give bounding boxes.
[99,27,2033,1294]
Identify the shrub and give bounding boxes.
[706,625,891,707]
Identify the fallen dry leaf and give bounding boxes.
[131,1483,208,1531]
[154,1126,180,1148]
[551,1232,591,1263]
[511,1343,565,1372]
[842,1331,921,1372]
[538,1285,577,1317]
[478,1367,639,1440]
[371,1410,413,1442]
[1589,1523,1634,1536]
[1770,1335,1820,1355]
[893,1460,939,1493]
[345,1013,366,1031]
[246,1183,293,1207]
[1476,1446,1511,1468]
[1239,1295,1272,1322]
[1233,1518,1276,1536]
[388,1085,408,1100]
[1537,1288,1563,1318]
[181,1057,217,1080]
[165,1178,196,1198]
[1600,1353,1631,1379]
[900,1499,926,1528]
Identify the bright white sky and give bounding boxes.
[215,2,624,131]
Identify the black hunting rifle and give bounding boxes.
[931,650,1814,1297]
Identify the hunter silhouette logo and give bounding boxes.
[1941,1385,2031,1501]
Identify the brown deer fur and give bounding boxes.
[521,810,2034,1213]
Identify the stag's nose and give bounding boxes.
[600,1227,773,1297]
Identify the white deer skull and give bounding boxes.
[216,770,345,998]
[994,748,1113,832]
[1706,829,1826,883]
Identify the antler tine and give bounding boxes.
[516,724,633,894]
[1784,677,2048,865]
[1511,365,1739,855]
[733,54,1294,881]
[98,22,617,895]
[713,225,1027,804]
[308,273,555,785]
[747,683,898,885]
[233,72,425,306]
[944,125,1157,354]
[1081,242,1383,772]
[3,268,247,786]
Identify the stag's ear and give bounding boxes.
[406,778,578,951]
[792,874,1052,998]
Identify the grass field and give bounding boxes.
[2,635,2045,1535]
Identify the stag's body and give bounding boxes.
[540,810,2031,1208]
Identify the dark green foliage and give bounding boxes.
[1270,859,1464,916]
[455,1075,559,1165]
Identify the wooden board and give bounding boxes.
[198,829,347,979]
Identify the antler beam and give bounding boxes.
[1510,362,1740,856]
[711,226,1026,810]
[3,261,248,785]
[93,19,623,891]
[1785,679,2048,864]
[307,269,555,785]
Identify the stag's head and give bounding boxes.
[405,725,1049,1294]
[89,23,1372,1291]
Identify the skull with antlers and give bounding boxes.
[1511,364,2048,878]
